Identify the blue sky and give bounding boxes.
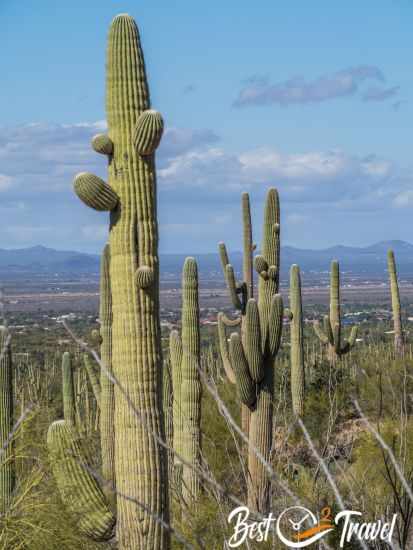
[1,1,413,253]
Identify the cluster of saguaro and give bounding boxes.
[218,189,284,513]
[218,193,254,436]
[170,258,202,503]
[289,265,305,417]
[0,328,14,514]
[313,260,357,364]
[387,249,404,355]
[73,14,169,548]
[47,420,115,540]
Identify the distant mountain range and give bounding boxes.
[0,241,413,277]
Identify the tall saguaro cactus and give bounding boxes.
[219,189,283,513]
[387,249,404,355]
[313,260,357,364]
[0,328,14,514]
[290,265,305,417]
[73,14,168,548]
[218,192,254,436]
[170,258,202,503]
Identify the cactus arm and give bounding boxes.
[92,134,114,156]
[180,257,202,502]
[98,243,115,505]
[219,242,246,312]
[47,420,115,541]
[0,328,14,514]
[136,265,155,289]
[387,249,404,354]
[217,313,236,384]
[83,354,101,409]
[290,265,305,417]
[133,110,164,155]
[73,173,118,211]
[323,315,334,345]
[268,294,283,358]
[254,255,269,279]
[245,299,264,382]
[242,192,254,300]
[340,325,358,355]
[220,313,242,327]
[313,320,329,344]
[225,264,244,311]
[229,333,256,407]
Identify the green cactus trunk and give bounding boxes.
[290,265,305,417]
[47,420,115,541]
[225,189,283,513]
[98,243,116,506]
[387,249,404,355]
[162,360,174,484]
[0,328,14,514]
[73,14,168,548]
[170,258,202,503]
[62,351,76,426]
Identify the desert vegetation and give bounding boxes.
[1,12,412,550]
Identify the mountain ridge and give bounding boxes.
[0,240,412,276]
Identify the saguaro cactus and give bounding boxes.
[218,192,254,437]
[0,328,14,514]
[162,361,174,483]
[83,354,101,409]
[47,420,115,541]
[290,265,305,417]
[98,244,115,504]
[62,351,76,426]
[387,249,404,355]
[170,258,202,503]
[73,14,168,548]
[313,260,357,364]
[220,189,283,513]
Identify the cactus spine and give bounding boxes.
[62,351,76,426]
[221,189,283,513]
[387,249,404,355]
[290,265,305,417]
[98,243,115,504]
[313,260,357,363]
[0,328,14,514]
[47,420,115,541]
[170,258,202,503]
[73,14,168,548]
[218,192,254,436]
